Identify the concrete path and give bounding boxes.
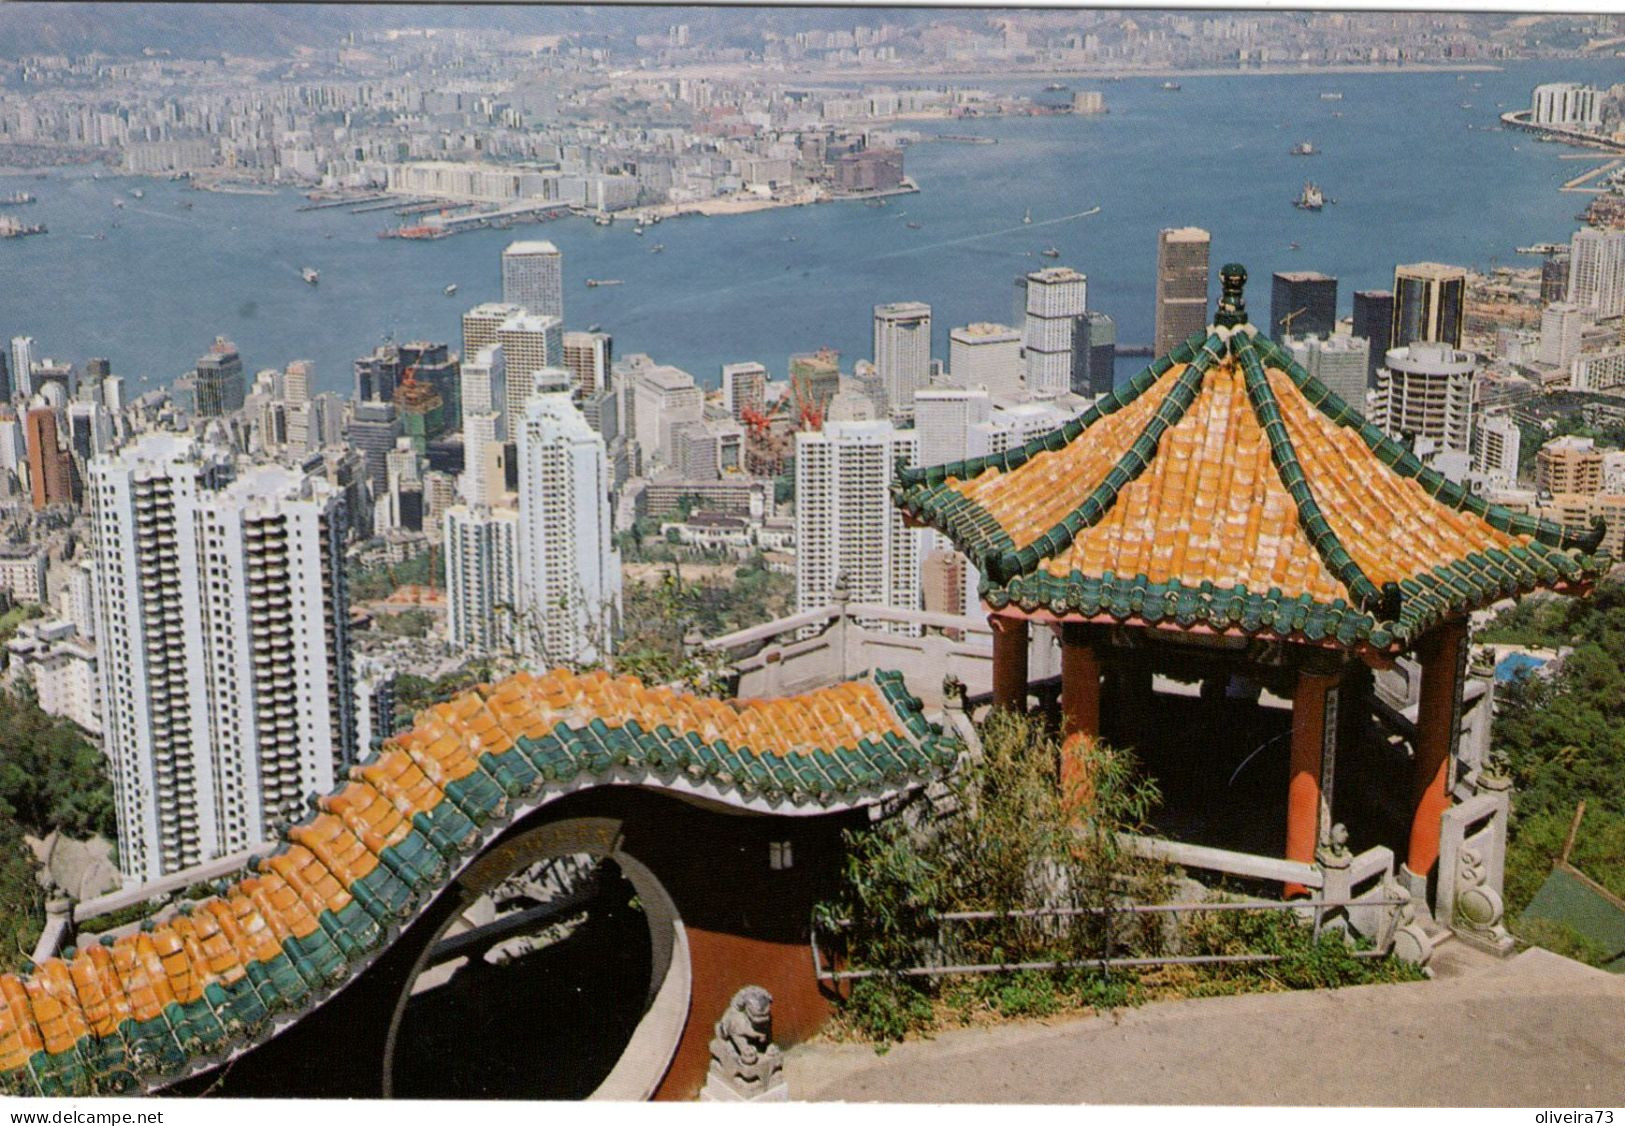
[787,945,1625,1105]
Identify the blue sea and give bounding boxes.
[2,59,1620,398]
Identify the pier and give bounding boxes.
[352,196,434,215]
[297,193,390,212]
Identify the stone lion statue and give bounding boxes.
[708,985,782,1093]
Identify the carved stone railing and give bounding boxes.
[1436,775,1515,954]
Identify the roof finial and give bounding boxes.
[1214,263,1248,328]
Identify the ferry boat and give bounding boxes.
[585,279,623,288]
[1294,182,1325,211]
[0,192,36,205]
[1320,92,1343,101]
[444,284,458,296]
[0,215,46,238]
[301,267,320,284]
[1041,246,1061,258]
[1023,207,1033,224]
[1161,81,1182,91]
[129,188,144,199]
[1044,82,1069,92]
[1290,141,1319,156]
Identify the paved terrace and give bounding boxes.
[788,945,1625,1105]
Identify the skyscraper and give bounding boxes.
[501,240,564,321]
[1284,334,1370,410]
[563,331,612,399]
[1021,268,1087,398]
[460,344,507,433]
[462,302,523,363]
[948,323,1023,397]
[1154,227,1211,354]
[498,312,565,426]
[25,407,71,510]
[1073,310,1117,398]
[193,337,246,418]
[445,503,522,656]
[1269,271,1338,342]
[1541,251,1572,306]
[0,351,12,403]
[1391,263,1467,351]
[914,386,993,467]
[1374,343,1477,455]
[354,344,402,404]
[9,337,34,399]
[348,400,402,494]
[873,302,933,421]
[516,388,621,665]
[795,420,923,636]
[90,435,355,883]
[1567,227,1625,319]
[721,362,768,421]
[1351,290,1394,388]
[282,360,313,405]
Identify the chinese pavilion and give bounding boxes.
[895,264,1605,898]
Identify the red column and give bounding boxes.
[1060,624,1101,740]
[1407,618,1467,882]
[1286,666,1338,897]
[990,613,1029,712]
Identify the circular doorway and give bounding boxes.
[383,816,691,1099]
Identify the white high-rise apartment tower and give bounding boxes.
[516,386,622,666]
[1021,268,1087,397]
[10,337,35,399]
[462,302,523,367]
[445,503,522,656]
[90,435,355,884]
[1567,228,1625,319]
[461,343,508,433]
[873,302,932,421]
[795,420,924,636]
[502,240,564,321]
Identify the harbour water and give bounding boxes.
[1,59,1618,398]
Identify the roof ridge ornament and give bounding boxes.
[1213,263,1249,329]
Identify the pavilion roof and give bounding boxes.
[894,266,1606,651]
[0,667,952,1097]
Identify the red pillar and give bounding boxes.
[1407,617,1467,883]
[1060,624,1101,740]
[990,613,1029,712]
[1286,666,1338,897]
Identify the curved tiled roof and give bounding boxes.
[895,267,1606,650]
[0,668,953,1097]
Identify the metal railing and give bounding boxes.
[810,894,1411,983]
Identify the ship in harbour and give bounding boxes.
[585,279,623,288]
[1294,182,1325,211]
[0,215,46,238]
[301,267,320,284]
[1041,246,1061,258]
[1290,141,1319,156]
[0,191,36,205]
[1162,80,1182,91]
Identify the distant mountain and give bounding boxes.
[0,4,957,60]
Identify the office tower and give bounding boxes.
[0,350,9,402]
[1374,343,1477,454]
[1351,290,1394,388]
[873,302,933,420]
[498,312,565,426]
[84,357,111,396]
[563,331,612,399]
[24,407,71,510]
[914,387,993,468]
[1541,251,1571,306]
[1538,302,1593,369]
[1566,228,1625,319]
[1270,271,1338,342]
[1073,310,1117,398]
[515,389,621,666]
[1391,263,1467,351]
[628,361,704,469]
[192,337,245,418]
[795,420,923,635]
[0,409,23,476]
[721,362,768,422]
[1154,227,1211,354]
[1021,269,1087,398]
[1284,334,1370,409]
[353,657,396,755]
[282,360,313,405]
[400,341,460,429]
[32,360,76,404]
[921,547,969,620]
[789,350,841,413]
[67,400,112,464]
[348,400,402,494]
[90,435,355,883]
[502,240,564,321]
[10,337,34,399]
[462,302,523,363]
[460,343,507,435]
[445,503,522,656]
[353,344,403,404]
[948,323,1023,396]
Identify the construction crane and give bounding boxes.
[1276,305,1310,337]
